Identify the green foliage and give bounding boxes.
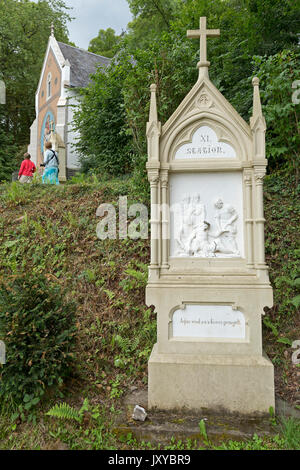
[291,294,300,309]
[0,181,31,206]
[262,172,299,378]
[73,53,135,176]
[66,172,102,185]
[279,417,300,450]
[126,0,179,49]
[122,33,197,153]
[215,433,285,451]
[246,0,300,55]
[88,28,121,58]
[198,419,209,444]
[0,119,18,181]
[0,273,77,409]
[253,50,300,183]
[46,398,89,423]
[105,306,156,376]
[47,402,82,422]
[46,399,118,450]
[77,0,299,185]
[119,264,148,292]
[0,175,298,450]
[0,200,69,277]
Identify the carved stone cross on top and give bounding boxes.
[187,17,220,66]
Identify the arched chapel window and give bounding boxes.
[47,73,52,99]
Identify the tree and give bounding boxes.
[88,28,121,58]
[73,52,135,176]
[75,0,300,183]
[127,0,177,28]
[0,109,18,181]
[126,0,180,49]
[247,0,300,55]
[253,50,300,185]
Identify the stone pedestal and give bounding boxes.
[147,280,275,415]
[149,345,274,415]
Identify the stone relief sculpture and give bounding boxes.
[175,193,206,256]
[174,194,240,258]
[213,198,240,256]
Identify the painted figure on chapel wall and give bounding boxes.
[40,111,55,156]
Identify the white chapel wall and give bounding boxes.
[66,91,82,171]
[27,118,38,165]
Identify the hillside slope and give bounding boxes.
[0,173,299,449]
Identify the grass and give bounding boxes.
[263,171,300,404]
[0,171,299,450]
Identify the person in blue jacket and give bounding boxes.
[41,142,60,185]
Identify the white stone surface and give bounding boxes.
[66,92,81,170]
[27,118,38,165]
[169,172,244,258]
[172,304,246,339]
[175,126,236,159]
[132,405,148,422]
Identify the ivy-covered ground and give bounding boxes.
[0,172,299,450]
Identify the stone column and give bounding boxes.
[161,174,169,269]
[150,174,160,270]
[254,169,266,268]
[244,170,254,268]
[27,119,38,166]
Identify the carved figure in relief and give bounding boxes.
[176,193,206,256]
[173,194,240,258]
[190,221,217,257]
[213,198,240,255]
[187,193,206,247]
[175,194,193,256]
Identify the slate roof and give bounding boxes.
[58,42,111,88]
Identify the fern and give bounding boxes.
[115,334,131,352]
[114,334,140,353]
[46,402,82,422]
[103,289,115,300]
[131,337,140,351]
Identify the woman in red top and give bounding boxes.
[18,153,36,183]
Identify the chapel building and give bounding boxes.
[28,27,111,179]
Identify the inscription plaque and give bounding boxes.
[174,126,236,159]
[172,304,246,339]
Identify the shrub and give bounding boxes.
[0,273,77,410]
[0,124,19,182]
[253,50,300,184]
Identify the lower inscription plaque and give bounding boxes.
[172,304,245,339]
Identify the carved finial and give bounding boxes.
[51,23,55,37]
[252,77,262,119]
[149,84,158,123]
[250,76,266,132]
[187,17,220,79]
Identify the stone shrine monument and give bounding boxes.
[146,17,275,414]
